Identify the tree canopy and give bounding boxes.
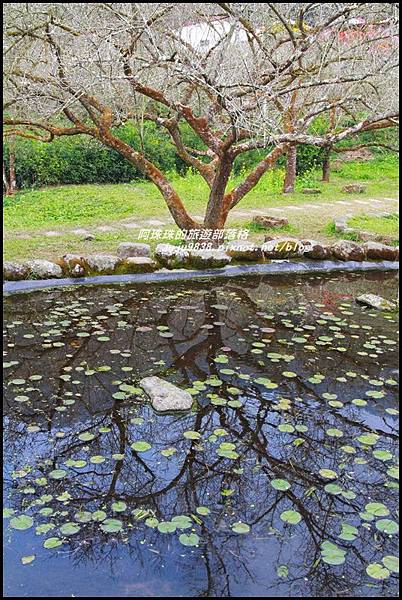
[3,3,399,230]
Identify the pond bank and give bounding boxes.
[3,259,399,294]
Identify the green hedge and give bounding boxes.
[3,122,184,188]
[3,120,398,189]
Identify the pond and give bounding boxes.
[3,271,399,597]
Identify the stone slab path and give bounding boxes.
[5,195,399,240]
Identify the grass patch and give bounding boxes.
[331,153,399,181]
[3,183,170,231]
[4,155,398,234]
[348,213,399,238]
[324,221,360,242]
[324,213,399,245]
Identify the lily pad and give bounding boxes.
[375,519,399,534]
[357,433,379,446]
[179,533,200,546]
[112,501,127,513]
[382,555,399,574]
[231,522,250,534]
[78,432,95,442]
[92,510,107,522]
[280,510,302,525]
[157,521,177,534]
[100,518,123,533]
[60,522,80,536]
[196,507,210,516]
[319,469,338,479]
[10,515,34,531]
[49,469,67,480]
[131,441,152,452]
[320,541,346,565]
[365,502,390,517]
[183,431,201,440]
[43,537,63,549]
[366,563,390,580]
[326,428,343,438]
[74,511,92,523]
[271,479,291,491]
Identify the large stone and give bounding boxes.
[341,183,366,194]
[26,260,63,279]
[252,215,289,229]
[301,188,322,194]
[155,244,190,269]
[120,257,157,273]
[356,294,397,311]
[333,216,349,232]
[300,239,332,260]
[330,240,366,262]
[261,237,304,259]
[362,241,399,261]
[226,240,263,261]
[3,261,29,281]
[86,254,122,274]
[117,242,151,259]
[340,148,374,162]
[355,230,376,242]
[59,254,89,278]
[139,376,193,412]
[188,249,232,269]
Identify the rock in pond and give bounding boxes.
[356,294,397,311]
[330,240,366,262]
[139,376,193,412]
[226,240,263,261]
[26,260,63,279]
[188,249,231,269]
[117,242,151,259]
[3,261,29,281]
[252,215,289,229]
[86,254,122,274]
[362,241,399,261]
[155,244,190,269]
[120,257,157,273]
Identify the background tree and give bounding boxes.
[3,135,17,196]
[3,3,399,236]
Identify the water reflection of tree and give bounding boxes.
[3,273,399,597]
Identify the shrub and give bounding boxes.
[3,120,398,189]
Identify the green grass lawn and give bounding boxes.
[348,213,399,237]
[3,154,399,261]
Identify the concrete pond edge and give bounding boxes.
[3,259,399,295]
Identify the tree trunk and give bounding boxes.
[204,155,234,232]
[9,146,17,194]
[3,137,17,196]
[283,145,297,193]
[322,148,331,182]
[3,161,11,196]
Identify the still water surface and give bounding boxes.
[3,272,399,597]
